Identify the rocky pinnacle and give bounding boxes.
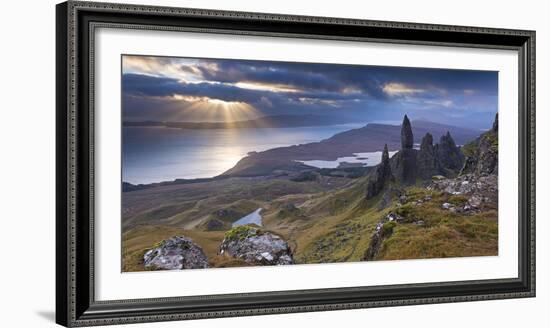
[401,115,413,149]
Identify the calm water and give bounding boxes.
[232,208,263,227]
[298,150,399,169]
[123,123,366,184]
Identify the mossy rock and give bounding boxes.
[224,225,262,241]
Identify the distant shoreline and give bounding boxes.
[123,114,355,130]
[123,119,483,189]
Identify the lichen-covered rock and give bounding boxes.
[144,236,209,270]
[429,173,497,210]
[366,144,394,199]
[219,226,293,265]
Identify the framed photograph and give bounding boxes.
[56,1,535,326]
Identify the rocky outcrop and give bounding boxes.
[417,133,440,179]
[460,113,498,176]
[429,173,498,211]
[366,144,394,199]
[219,226,294,265]
[144,236,209,270]
[363,213,403,260]
[367,115,472,198]
[436,131,464,172]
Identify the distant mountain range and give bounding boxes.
[123,114,353,129]
[221,120,483,177]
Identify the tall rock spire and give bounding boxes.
[401,115,413,149]
[391,115,417,185]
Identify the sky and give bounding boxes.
[122,55,498,129]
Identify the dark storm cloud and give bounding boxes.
[122,56,499,129]
[123,73,264,103]
[194,59,390,99]
[123,73,368,107]
[193,59,497,98]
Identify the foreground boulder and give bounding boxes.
[144,236,209,270]
[219,226,294,265]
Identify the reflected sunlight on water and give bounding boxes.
[122,124,365,184]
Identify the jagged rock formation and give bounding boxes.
[436,131,464,172]
[430,114,499,212]
[219,226,294,265]
[143,236,209,270]
[366,144,394,199]
[366,115,466,198]
[460,113,498,176]
[417,132,440,179]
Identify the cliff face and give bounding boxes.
[460,113,498,176]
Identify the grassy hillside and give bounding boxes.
[122,163,497,272]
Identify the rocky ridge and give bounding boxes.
[431,113,499,212]
[460,113,498,176]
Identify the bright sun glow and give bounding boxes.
[171,95,261,123]
[383,82,426,96]
[234,81,302,93]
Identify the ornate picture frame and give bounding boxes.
[56,1,535,326]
